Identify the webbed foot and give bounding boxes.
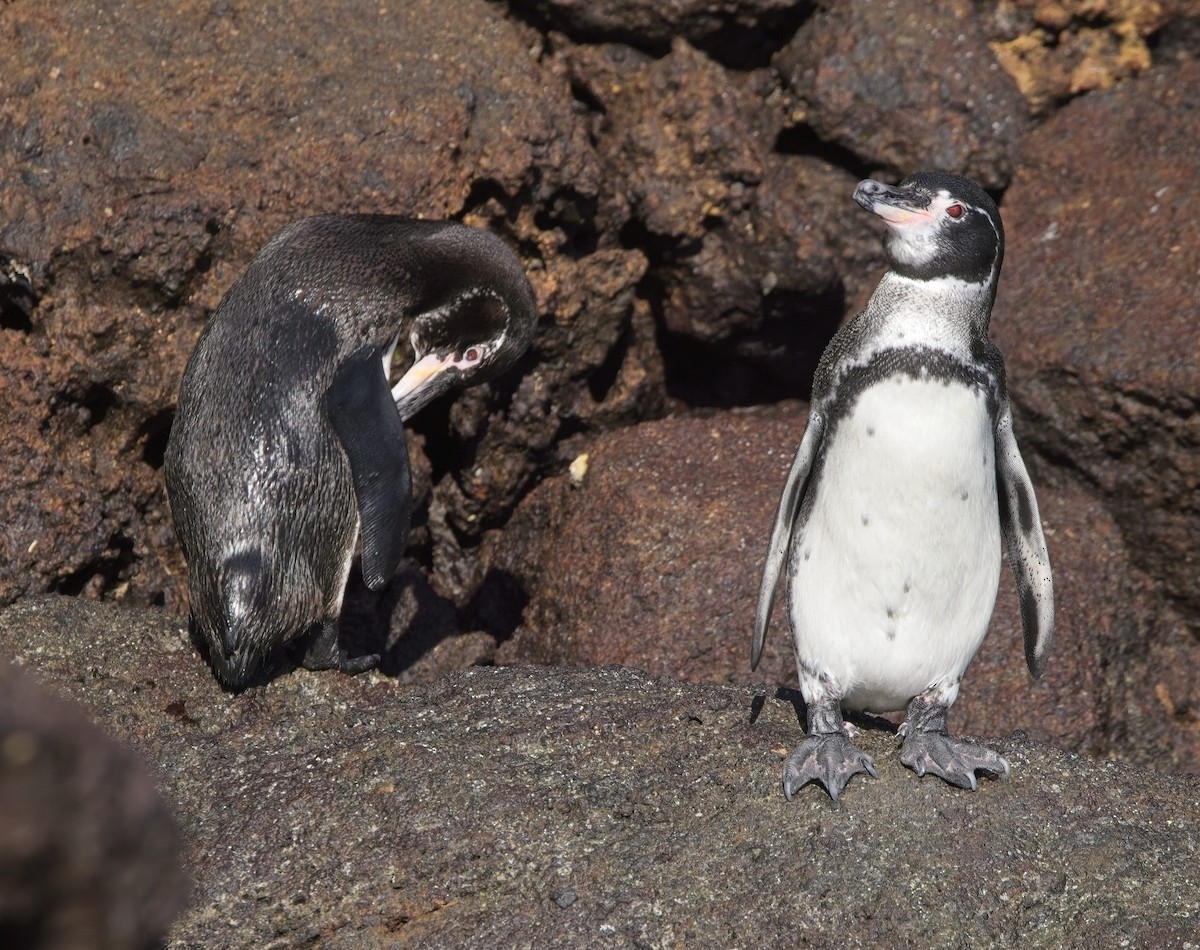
[899,696,1010,790]
[784,734,878,801]
[294,622,380,676]
[783,699,878,801]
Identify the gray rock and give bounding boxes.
[1,595,1196,947]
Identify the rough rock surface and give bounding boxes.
[0,659,186,949]
[489,408,808,683]
[775,0,1031,189]
[993,58,1200,641]
[986,0,1165,113]
[3,595,1199,948]
[485,410,1191,771]
[506,0,808,66]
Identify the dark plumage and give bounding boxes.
[165,215,536,688]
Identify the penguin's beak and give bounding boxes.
[854,179,933,227]
[391,352,458,419]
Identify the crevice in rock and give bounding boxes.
[774,123,875,181]
[586,315,632,405]
[534,186,601,258]
[139,408,174,470]
[687,4,817,71]
[1,255,38,332]
[43,381,123,436]
[1148,17,1200,62]
[500,1,814,71]
[618,210,844,409]
[53,532,136,598]
[657,284,843,407]
[467,567,531,645]
[460,178,523,224]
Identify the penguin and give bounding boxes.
[752,171,1054,800]
[164,215,537,689]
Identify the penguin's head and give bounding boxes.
[854,171,1004,290]
[191,548,285,690]
[390,234,537,421]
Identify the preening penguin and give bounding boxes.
[165,215,536,689]
[752,171,1054,799]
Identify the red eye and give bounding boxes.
[463,347,482,363]
[946,204,965,219]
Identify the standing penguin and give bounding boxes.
[752,172,1054,800]
[165,215,536,690]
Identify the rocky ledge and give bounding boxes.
[2,596,1197,947]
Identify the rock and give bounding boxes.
[484,409,1189,770]
[992,59,1200,642]
[1,596,1198,947]
[985,0,1164,114]
[505,0,808,66]
[775,0,1030,189]
[562,40,845,404]
[0,659,185,948]
[487,408,806,684]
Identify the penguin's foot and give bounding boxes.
[782,699,878,801]
[294,622,381,676]
[783,734,878,801]
[899,696,1010,791]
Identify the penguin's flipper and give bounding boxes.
[325,346,414,591]
[752,411,825,671]
[995,402,1054,678]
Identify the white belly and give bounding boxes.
[790,376,1002,713]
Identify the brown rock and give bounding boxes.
[487,409,1187,769]
[992,58,1200,641]
[0,660,186,948]
[776,0,1030,189]
[568,41,839,337]
[986,0,1165,114]
[505,0,808,65]
[562,40,847,405]
[488,408,807,684]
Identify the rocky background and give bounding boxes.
[1,0,1199,944]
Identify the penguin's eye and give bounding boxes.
[946,204,966,219]
[462,346,483,364]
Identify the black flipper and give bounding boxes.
[325,346,413,591]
